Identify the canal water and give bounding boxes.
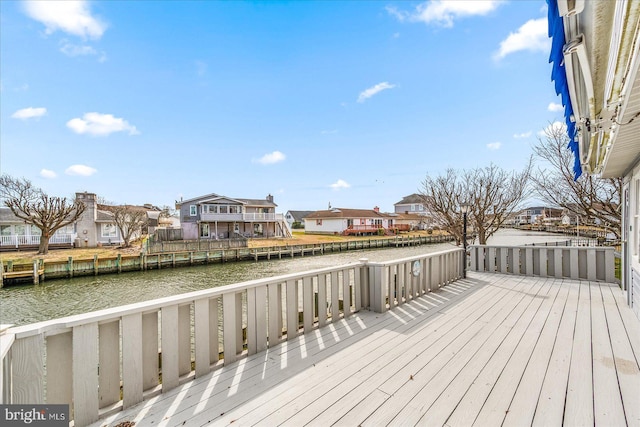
[0,229,570,326]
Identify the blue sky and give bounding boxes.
[1,0,563,213]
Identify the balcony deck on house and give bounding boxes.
[2,246,638,427]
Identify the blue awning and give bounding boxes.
[547,0,582,179]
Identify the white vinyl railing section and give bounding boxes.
[468,245,616,283]
[0,233,75,248]
[0,248,463,427]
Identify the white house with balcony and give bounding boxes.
[176,192,291,240]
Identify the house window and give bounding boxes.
[219,206,228,214]
[102,224,117,238]
[316,219,322,226]
[209,205,220,214]
[229,206,240,214]
[411,204,416,211]
[30,226,41,236]
[0,225,11,236]
[418,205,424,211]
[190,205,197,216]
[200,223,210,238]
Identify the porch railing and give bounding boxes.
[0,248,463,426]
[0,233,75,248]
[468,245,616,282]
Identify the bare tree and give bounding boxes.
[420,162,532,245]
[532,124,622,237]
[419,169,466,245]
[1,175,86,254]
[108,205,148,248]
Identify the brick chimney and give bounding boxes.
[373,206,380,213]
[266,194,274,203]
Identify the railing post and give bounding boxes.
[0,325,15,404]
[359,258,369,310]
[368,263,386,313]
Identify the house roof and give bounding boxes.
[96,210,116,222]
[389,212,426,220]
[305,208,387,219]
[178,193,277,208]
[287,210,314,222]
[395,194,424,205]
[236,198,278,207]
[0,207,22,223]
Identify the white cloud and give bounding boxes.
[65,164,97,176]
[357,82,396,103]
[538,121,565,137]
[11,107,47,120]
[195,60,207,77]
[513,131,532,139]
[66,112,139,136]
[494,18,549,60]
[387,1,502,27]
[330,179,351,190]
[548,102,564,112]
[253,151,286,165]
[487,142,502,150]
[60,42,96,56]
[40,169,57,179]
[23,0,107,39]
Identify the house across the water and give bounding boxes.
[176,193,291,240]
[304,207,409,235]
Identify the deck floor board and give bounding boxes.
[92,272,639,427]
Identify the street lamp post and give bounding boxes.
[461,202,470,278]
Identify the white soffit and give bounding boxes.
[601,53,640,178]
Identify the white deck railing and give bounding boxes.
[469,245,616,282]
[0,233,75,248]
[0,248,463,426]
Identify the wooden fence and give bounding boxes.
[468,244,616,283]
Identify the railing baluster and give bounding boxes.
[122,313,143,408]
[222,293,238,364]
[554,248,563,278]
[587,249,597,280]
[317,274,328,326]
[303,277,314,329]
[286,279,299,339]
[209,297,220,364]
[46,332,72,407]
[72,323,99,426]
[255,286,268,352]
[161,305,179,390]
[342,269,351,316]
[331,272,340,320]
[195,299,211,375]
[98,322,120,408]
[268,283,282,347]
[178,304,191,376]
[142,312,159,391]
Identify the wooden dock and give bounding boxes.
[94,272,639,426]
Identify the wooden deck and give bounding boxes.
[95,272,640,427]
